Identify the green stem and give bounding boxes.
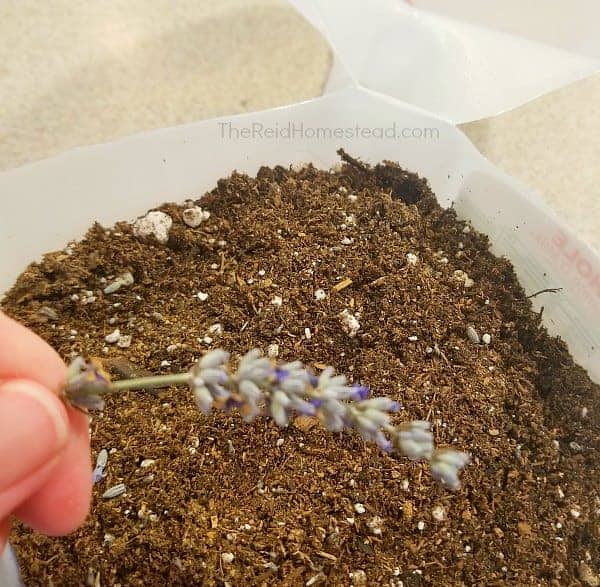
[108,372,191,392]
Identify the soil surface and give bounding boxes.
[3,152,599,586]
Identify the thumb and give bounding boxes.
[0,380,69,518]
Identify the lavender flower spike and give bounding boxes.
[63,349,471,490]
[430,449,471,490]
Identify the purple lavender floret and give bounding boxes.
[269,360,315,425]
[351,384,370,401]
[92,467,104,484]
[274,367,290,383]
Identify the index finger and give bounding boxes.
[0,311,65,390]
[0,311,91,536]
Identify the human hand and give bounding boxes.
[0,311,91,551]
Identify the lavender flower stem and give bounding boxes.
[108,373,190,392]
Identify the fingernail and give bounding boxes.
[0,380,69,492]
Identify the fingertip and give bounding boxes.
[0,312,66,391]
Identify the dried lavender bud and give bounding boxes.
[92,467,104,484]
[343,398,400,452]
[235,349,272,386]
[92,449,109,483]
[269,389,293,427]
[392,421,434,461]
[270,360,315,424]
[429,449,471,490]
[64,357,111,410]
[96,449,109,469]
[466,325,480,344]
[102,483,127,499]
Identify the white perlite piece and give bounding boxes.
[105,328,120,344]
[454,269,475,288]
[81,290,97,305]
[406,253,418,266]
[267,343,279,358]
[354,503,366,514]
[466,325,480,344]
[367,516,383,535]
[271,295,283,307]
[221,552,235,564]
[339,309,360,338]
[197,291,209,301]
[482,333,492,345]
[117,334,132,348]
[351,570,367,586]
[208,323,223,335]
[103,271,134,294]
[432,505,446,521]
[314,288,327,301]
[182,206,210,228]
[133,211,172,244]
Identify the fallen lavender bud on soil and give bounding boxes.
[92,449,109,484]
[63,349,470,489]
